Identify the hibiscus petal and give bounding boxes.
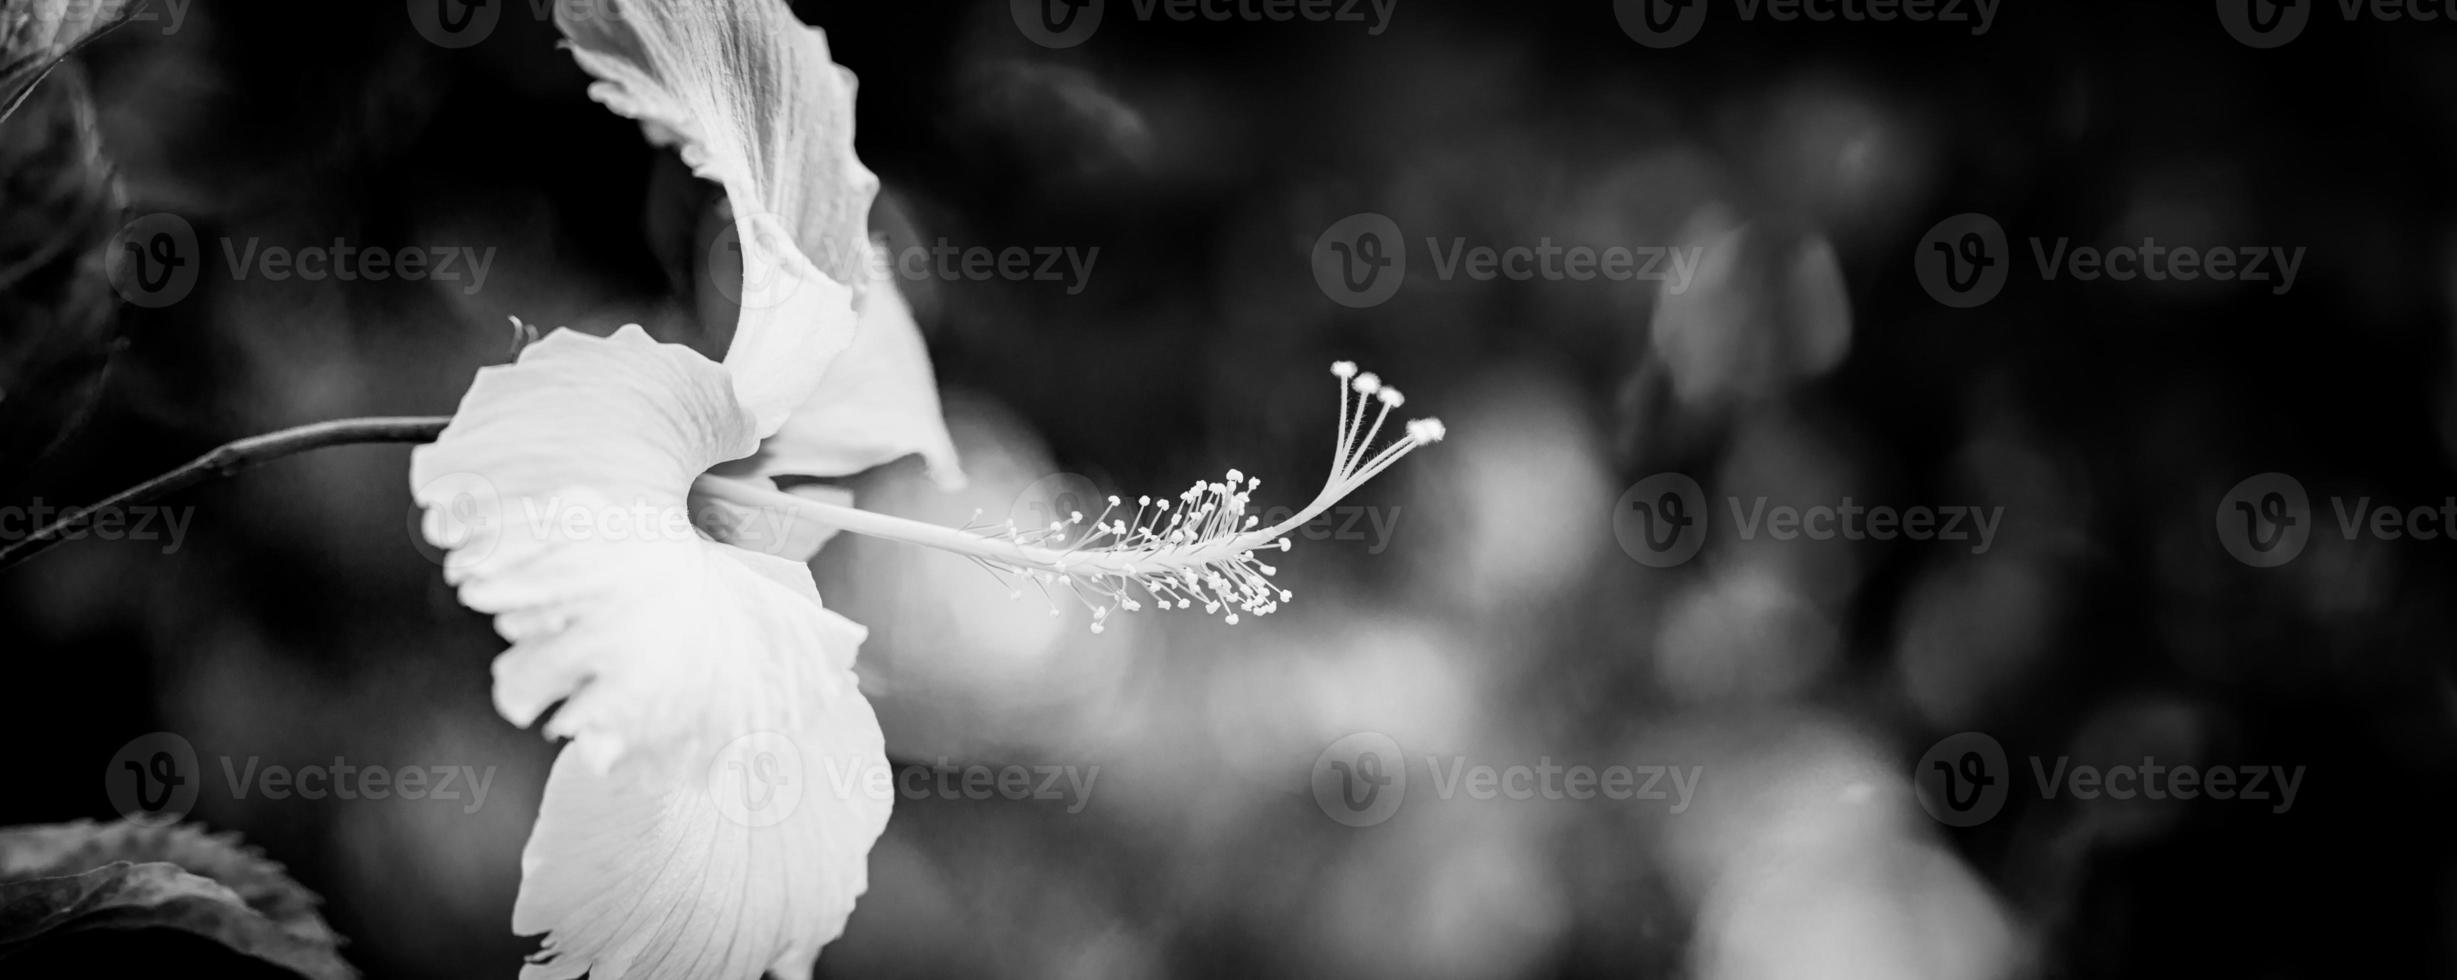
[412,326,891,977]
[408,327,855,776]
[553,0,872,270]
[510,612,892,980]
[718,256,965,488]
[554,0,877,435]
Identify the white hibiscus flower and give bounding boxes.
[407,2,1444,978]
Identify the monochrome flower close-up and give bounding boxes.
[409,1,956,976]
[405,2,1439,977]
[12,0,2414,977]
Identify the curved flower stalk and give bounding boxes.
[400,1,1444,979]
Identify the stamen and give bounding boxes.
[693,361,1444,632]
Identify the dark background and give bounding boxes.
[5,0,2456,976]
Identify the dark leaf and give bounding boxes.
[0,820,355,980]
[0,862,355,980]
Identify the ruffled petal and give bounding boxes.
[554,0,877,435]
[719,258,965,488]
[411,328,891,978]
[553,0,873,270]
[408,327,854,777]
[510,587,892,980]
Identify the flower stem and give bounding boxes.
[0,415,452,572]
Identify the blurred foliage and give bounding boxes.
[0,61,121,486]
[0,0,140,119]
